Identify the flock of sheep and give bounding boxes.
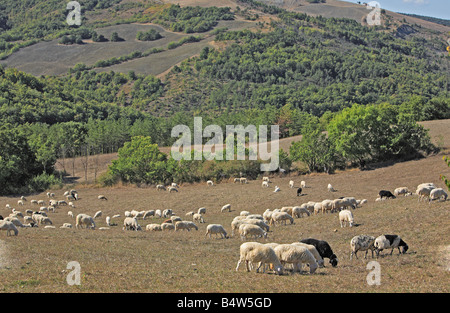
[0,177,447,277]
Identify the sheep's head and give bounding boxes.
[330,255,338,267]
[274,265,283,275]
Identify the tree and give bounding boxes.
[440,156,450,191]
[108,136,171,184]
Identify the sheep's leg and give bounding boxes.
[236,259,243,271]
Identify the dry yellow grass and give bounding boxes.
[0,119,449,293]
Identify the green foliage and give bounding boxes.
[440,156,450,191]
[108,136,171,184]
[136,28,162,41]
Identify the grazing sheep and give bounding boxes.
[379,190,396,199]
[143,210,155,219]
[300,238,338,267]
[374,235,408,257]
[175,221,198,231]
[161,222,175,231]
[112,214,121,219]
[17,200,24,206]
[170,216,182,223]
[155,210,162,218]
[168,186,178,193]
[350,235,376,260]
[0,221,19,236]
[236,242,283,275]
[234,178,240,183]
[289,180,294,188]
[205,224,229,239]
[263,209,274,223]
[262,181,269,188]
[198,207,206,215]
[37,200,45,206]
[291,242,324,267]
[156,184,166,191]
[4,217,23,228]
[301,181,306,188]
[241,218,270,232]
[320,199,334,214]
[193,213,205,223]
[93,211,102,219]
[240,211,250,216]
[296,187,302,196]
[280,207,293,216]
[123,217,142,231]
[75,214,96,230]
[270,211,294,226]
[240,177,248,184]
[328,184,335,192]
[221,204,231,213]
[171,183,179,188]
[60,223,73,229]
[430,188,448,202]
[146,224,162,231]
[162,209,173,218]
[98,195,107,200]
[262,177,270,182]
[300,202,316,214]
[416,185,435,202]
[394,187,412,197]
[273,186,280,192]
[239,224,267,241]
[292,206,310,218]
[339,209,354,228]
[332,198,355,212]
[207,180,214,186]
[106,216,111,226]
[273,244,318,274]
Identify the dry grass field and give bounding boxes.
[0,119,449,293]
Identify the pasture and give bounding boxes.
[0,120,449,293]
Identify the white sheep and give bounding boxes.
[292,206,310,218]
[75,214,96,230]
[263,209,273,223]
[98,195,108,200]
[146,224,162,231]
[162,209,173,218]
[240,210,250,216]
[205,224,228,239]
[236,242,283,275]
[239,223,267,241]
[112,214,121,219]
[350,235,376,260]
[143,210,155,219]
[161,222,175,231]
[262,176,270,182]
[273,244,318,274]
[430,188,448,202]
[280,206,293,216]
[94,211,102,219]
[332,198,355,212]
[68,211,74,218]
[240,177,248,184]
[193,213,205,223]
[289,180,294,188]
[4,217,23,228]
[394,187,412,197]
[17,200,24,206]
[106,216,111,226]
[198,207,206,215]
[0,221,19,236]
[262,181,269,188]
[155,209,162,218]
[273,186,280,192]
[327,183,335,192]
[207,180,214,186]
[171,183,179,188]
[123,217,142,231]
[168,186,178,193]
[175,221,198,231]
[241,218,270,232]
[339,209,354,228]
[300,181,306,188]
[60,223,73,229]
[270,211,294,226]
[156,184,166,191]
[416,185,435,202]
[221,204,231,213]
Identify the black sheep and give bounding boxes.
[300,238,338,267]
[297,187,302,196]
[379,190,396,199]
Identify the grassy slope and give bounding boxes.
[0,119,448,293]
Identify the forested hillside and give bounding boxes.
[0,0,449,194]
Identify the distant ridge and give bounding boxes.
[399,13,450,27]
